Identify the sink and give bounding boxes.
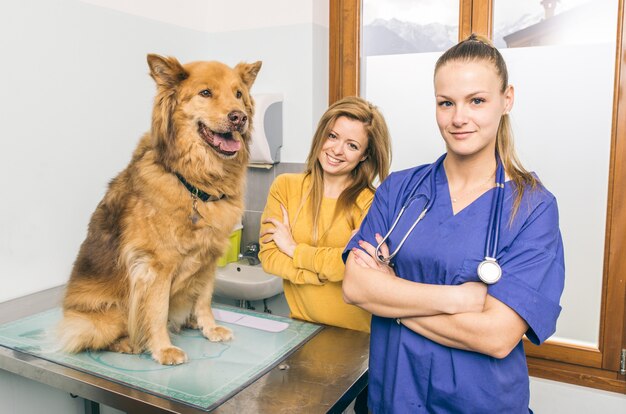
[214,260,283,301]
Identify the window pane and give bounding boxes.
[494,0,617,48]
[362,0,459,56]
[360,0,460,169]
[493,0,619,346]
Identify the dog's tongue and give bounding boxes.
[214,133,241,152]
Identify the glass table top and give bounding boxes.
[0,304,322,411]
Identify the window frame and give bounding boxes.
[329,0,626,393]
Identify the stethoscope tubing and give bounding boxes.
[375,154,444,264]
[375,154,505,273]
[484,156,505,260]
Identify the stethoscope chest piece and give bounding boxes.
[477,257,502,284]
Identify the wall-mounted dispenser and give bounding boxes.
[249,93,283,168]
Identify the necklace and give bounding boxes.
[450,171,496,204]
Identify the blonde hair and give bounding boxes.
[300,96,392,243]
[435,33,538,220]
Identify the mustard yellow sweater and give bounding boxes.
[259,173,373,333]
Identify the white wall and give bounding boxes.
[530,378,625,413]
[80,0,329,33]
[0,370,83,414]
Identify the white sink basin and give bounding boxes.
[215,261,283,301]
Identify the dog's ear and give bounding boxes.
[147,54,189,88]
[235,61,262,88]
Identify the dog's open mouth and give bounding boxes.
[198,122,241,157]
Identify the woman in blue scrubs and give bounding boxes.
[342,34,565,413]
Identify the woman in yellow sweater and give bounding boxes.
[258,96,391,333]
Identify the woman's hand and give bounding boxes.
[350,233,396,277]
[260,204,297,258]
[352,234,486,314]
[455,282,488,314]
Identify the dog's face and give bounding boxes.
[147,54,262,175]
[178,60,258,160]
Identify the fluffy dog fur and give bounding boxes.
[58,54,261,365]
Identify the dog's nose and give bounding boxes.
[228,111,248,129]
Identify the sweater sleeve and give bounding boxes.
[292,244,348,283]
[292,193,373,283]
[258,175,325,285]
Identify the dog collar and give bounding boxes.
[175,173,226,202]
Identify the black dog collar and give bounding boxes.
[175,173,226,202]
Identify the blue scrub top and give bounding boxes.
[343,157,565,414]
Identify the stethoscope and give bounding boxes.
[375,154,505,284]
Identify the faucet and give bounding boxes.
[240,241,261,265]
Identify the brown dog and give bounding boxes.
[58,54,261,365]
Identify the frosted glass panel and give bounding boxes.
[362,0,459,56]
[493,0,618,346]
[494,0,617,48]
[361,0,459,94]
[362,0,619,346]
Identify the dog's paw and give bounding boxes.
[152,346,188,365]
[203,325,233,342]
[184,316,199,330]
[107,337,140,354]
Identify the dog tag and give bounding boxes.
[190,196,202,224]
[190,211,200,225]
